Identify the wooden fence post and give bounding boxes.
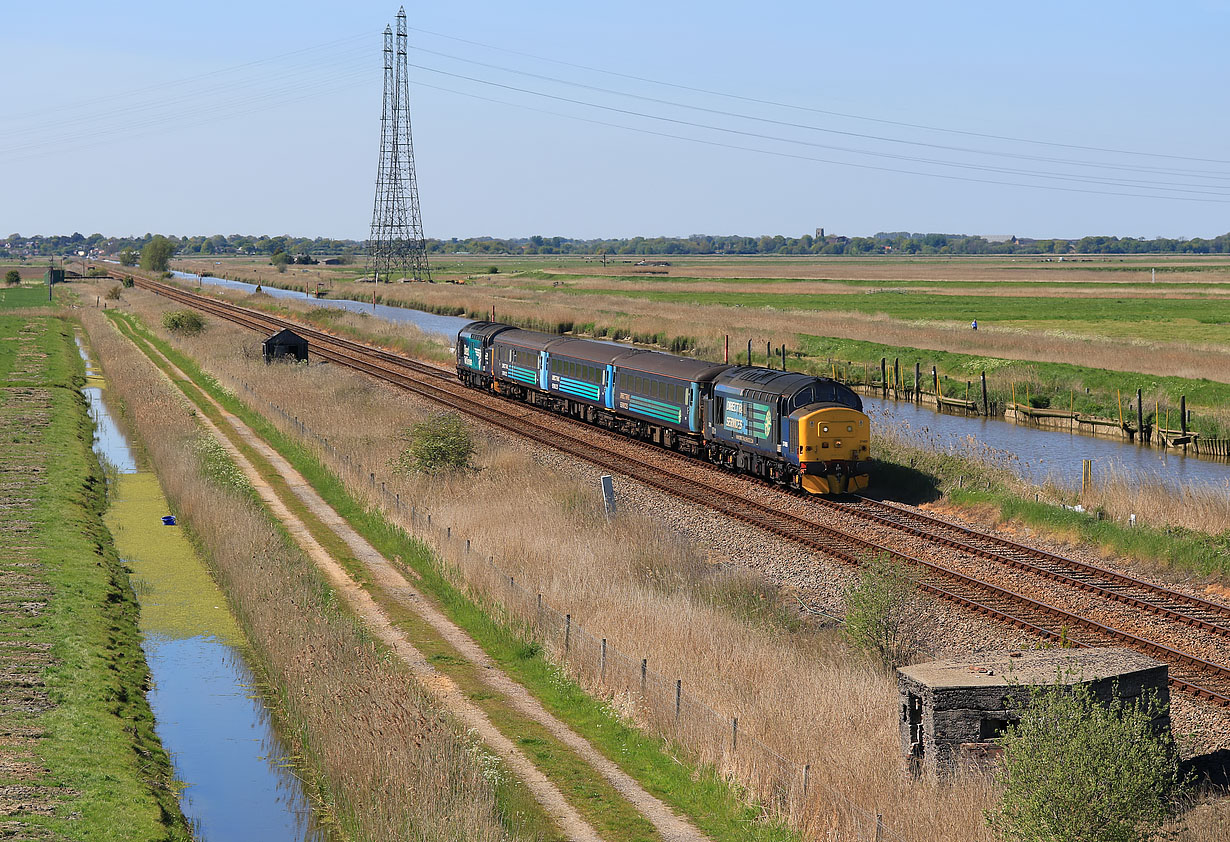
[914,362,920,402]
[564,614,571,652]
[675,679,682,723]
[641,658,647,694]
[600,638,606,684]
[894,358,900,399]
[1137,388,1144,445]
[981,371,988,416]
[881,358,887,398]
[732,717,738,751]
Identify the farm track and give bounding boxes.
[131,274,1230,707]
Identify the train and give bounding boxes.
[455,322,871,494]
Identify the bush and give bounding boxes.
[120,275,134,288]
[104,285,123,300]
[4,269,18,285]
[162,310,205,335]
[1028,395,1052,409]
[842,554,934,670]
[989,679,1181,842]
[486,265,499,274]
[391,412,477,476]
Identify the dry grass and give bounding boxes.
[102,280,1230,841]
[200,271,1230,388]
[77,304,517,842]
[109,284,1001,842]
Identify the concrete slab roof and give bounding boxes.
[898,648,1163,689]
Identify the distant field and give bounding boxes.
[0,284,50,308]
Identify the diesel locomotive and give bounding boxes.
[456,322,871,494]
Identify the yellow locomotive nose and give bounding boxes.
[795,407,870,494]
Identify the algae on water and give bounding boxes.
[106,471,241,645]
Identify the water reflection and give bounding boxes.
[179,274,1230,494]
[75,333,328,842]
[865,397,1230,494]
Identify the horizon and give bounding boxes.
[5,1,1229,239]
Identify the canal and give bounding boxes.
[77,333,328,842]
[180,271,1230,495]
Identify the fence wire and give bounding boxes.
[235,380,915,842]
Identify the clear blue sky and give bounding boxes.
[4,1,1229,240]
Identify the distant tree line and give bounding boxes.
[5,230,1230,259]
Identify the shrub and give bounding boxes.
[104,284,123,301]
[486,265,499,274]
[842,554,934,670]
[1028,395,1052,409]
[4,269,18,285]
[391,412,477,475]
[162,310,205,335]
[989,679,1181,842]
[121,275,134,288]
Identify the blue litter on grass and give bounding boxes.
[161,515,177,526]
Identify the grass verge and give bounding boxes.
[107,307,801,841]
[0,313,188,840]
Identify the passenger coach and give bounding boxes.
[455,321,871,494]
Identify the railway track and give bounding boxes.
[129,273,1230,706]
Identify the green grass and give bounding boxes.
[0,315,188,841]
[950,487,1230,579]
[0,283,52,309]
[550,284,1230,327]
[791,334,1230,436]
[108,308,801,842]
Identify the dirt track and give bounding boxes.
[135,339,710,842]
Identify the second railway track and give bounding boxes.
[129,273,1230,706]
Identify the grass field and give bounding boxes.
[0,312,187,840]
[168,253,1230,439]
[0,284,52,309]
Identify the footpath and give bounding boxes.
[110,315,710,842]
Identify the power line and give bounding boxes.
[404,63,1230,200]
[410,45,1230,183]
[408,24,1230,167]
[407,78,1230,205]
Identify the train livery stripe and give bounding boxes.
[629,398,683,424]
[505,365,538,385]
[557,377,601,401]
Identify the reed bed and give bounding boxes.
[113,288,1000,842]
[107,284,1229,841]
[77,305,517,842]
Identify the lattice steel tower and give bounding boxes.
[367,7,431,283]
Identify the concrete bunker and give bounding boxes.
[263,328,309,364]
[897,647,1169,775]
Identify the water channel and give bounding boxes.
[77,334,327,842]
[178,271,1230,495]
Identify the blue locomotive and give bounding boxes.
[456,322,871,494]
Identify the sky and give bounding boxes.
[4,1,1229,241]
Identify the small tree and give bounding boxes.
[4,269,18,285]
[392,412,477,476]
[989,680,1181,842]
[843,554,934,670]
[140,236,174,271]
[118,247,138,267]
